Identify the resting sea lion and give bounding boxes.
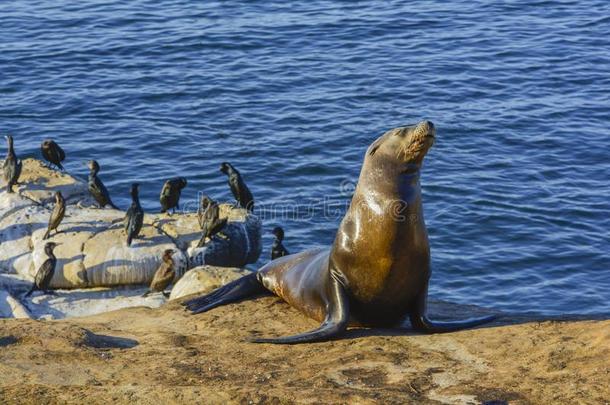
[185,120,495,344]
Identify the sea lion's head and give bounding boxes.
[367,120,435,170]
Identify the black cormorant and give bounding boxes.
[41,139,66,171]
[271,226,289,260]
[25,242,59,297]
[125,183,144,247]
[87,160,119,209]
[219,162,254,211]
[197,195,227,247]
[3,135,22,193]
[142,249,176,297]
[160,177,187,215]
[43,191,66,240]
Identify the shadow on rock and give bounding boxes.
[0,335,19,347]
[83,330,139,349]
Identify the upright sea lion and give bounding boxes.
[185,121,495,344]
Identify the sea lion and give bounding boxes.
[220,162,254,212]
[3,135,22,193]
[125,183,144,247]
[25,242,59,297]
[185,121,495,344]
[270,226,289,260]
[41,139,66,171]
[43,191,66,240]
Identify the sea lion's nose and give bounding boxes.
[420,120,434,131]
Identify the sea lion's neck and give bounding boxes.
[357,162,421,203]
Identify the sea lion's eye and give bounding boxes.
[369,145,380,156]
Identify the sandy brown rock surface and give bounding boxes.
[0,298,607,404]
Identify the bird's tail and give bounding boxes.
[43,229,50,240]
[57,162,64,171]
[126,234,133,247]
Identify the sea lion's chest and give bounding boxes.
[331,182,430,308]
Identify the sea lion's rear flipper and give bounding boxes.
[409,283,496,333]
[250,270,349,344]
[183,273,268,314]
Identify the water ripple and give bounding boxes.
[1,0,608,315]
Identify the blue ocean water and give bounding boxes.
[1,1,608,316]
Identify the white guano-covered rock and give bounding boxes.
[0,289,31,318]
[0,158,262,290]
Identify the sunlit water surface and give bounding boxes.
[2,1,609,315]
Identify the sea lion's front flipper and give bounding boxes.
[409,283,496,333]
[184,273,269,314]
[250,270,349,344]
